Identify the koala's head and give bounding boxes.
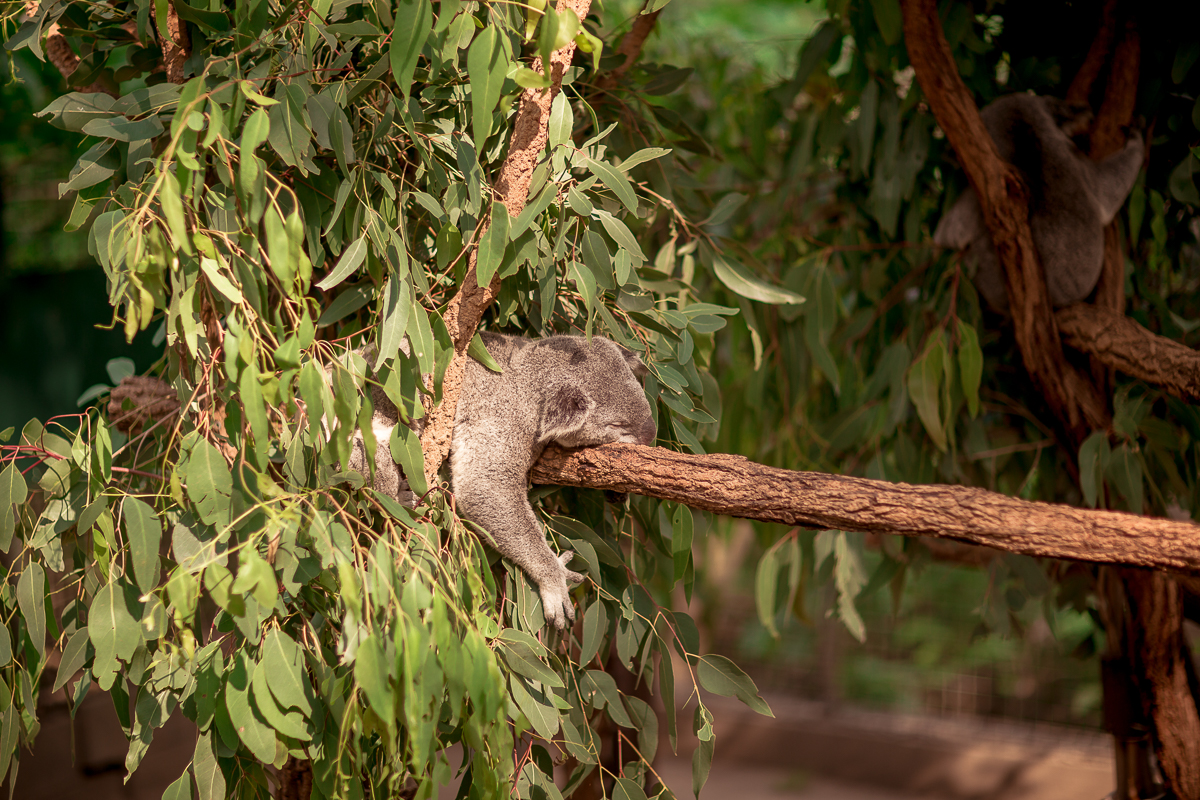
[1043,97,1094,139]
[536,336,657,449]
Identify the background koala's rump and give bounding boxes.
[342,342,424,507]
[344,333,656,630]
[933,93,1144,311]
[451,333,657,629]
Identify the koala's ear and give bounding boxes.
[543,385,595,439]
[619,347,650,379]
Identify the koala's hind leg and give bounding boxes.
[451,435,584,629]
[462,479,584,629]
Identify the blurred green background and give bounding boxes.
[0,0,1106,730]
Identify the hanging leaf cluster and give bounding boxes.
[0,0,775,796]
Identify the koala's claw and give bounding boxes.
[539,582,575,630]
[557,551,584,584]
[539,552,585,630]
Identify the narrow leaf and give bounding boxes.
[585,157,639,215]
[956,320,982,418]
[375,276,414,371]
[713,255,804,305]
[476,201,511,287]
[906,334,947,451]
[317,236,369,292]
[17,563,46,658]
[390,0,433,98]
[123,496,162,593]
[468,26,507,152]
[355,632,394,722]
[390,424,428,496]
[696,654,772,717]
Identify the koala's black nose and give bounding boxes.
[637,417,657,446]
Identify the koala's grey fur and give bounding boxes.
[343,332,656,629]
[933,93,1144,311]
[341,341,424,507]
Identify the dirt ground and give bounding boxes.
[655,691,1113,800]
[11,680,1114,800]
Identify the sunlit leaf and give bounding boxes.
[390,0,433,98]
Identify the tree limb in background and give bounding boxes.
[419,0,593,487]
[22,1,117,96]
[594,4,662,92]
[1065,0,1119,107]
[155,0,191,85]
[1089,13,1141,321]
[905,2,1199,789]
[1057,304,1200,404]
[1124,570,1200,797]
[532,444,1200,573]
[900,0,1109,444]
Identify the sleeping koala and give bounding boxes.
[343,332,657,629]
[933,93,1144,311]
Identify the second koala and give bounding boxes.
[933,93,1144,311]
[347,332,657,629]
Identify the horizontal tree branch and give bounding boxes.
[531,444,1200,572]
[1057,304,1200,404]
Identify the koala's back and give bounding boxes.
[453,332,655,453]
[938,94,1142,311]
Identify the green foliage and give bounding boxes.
[0,0,791,795]
[647,0,1200,687]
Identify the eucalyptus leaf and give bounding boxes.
[713,255,804,305]
[123,496,162,593]
[390,0,433,98]
[468,26,507,152]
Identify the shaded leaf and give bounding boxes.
[225,653,278,762]
[586,157,639,215]
[956,320,982,418]
[17,563,46,659]
[391,0,433,98]
[907,333,948,451]
[714,254,804,305]
[123,496,162,593]
[355,632,394,723]
[696,654,771,717]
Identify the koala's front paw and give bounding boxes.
[539,551,584,630]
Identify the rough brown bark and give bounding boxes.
[1065,0,1119,107]
[901,0,1110,444]
[1090,17,1140,322]
[594,4,662,92]
[419,0,593,486]
[1057,304,1200,404]
[158,0,191,85]
[277,757,313,800]
[1124,570,1200,798]
[24,1,117,96]
[531,444,1200,572]
[1064,14,1198,796]
[1090,20,1141,161]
